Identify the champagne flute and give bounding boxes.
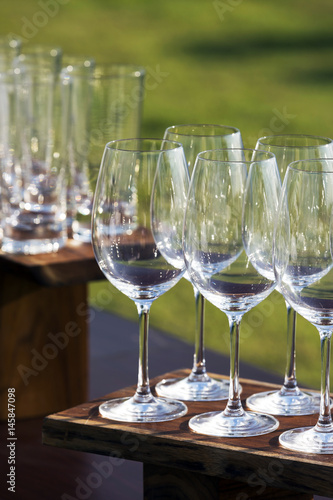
[184,148,280,437]
[156,124,243,401]
[274,158,333,453]
[92,138,189,422]
[247,134,333,416]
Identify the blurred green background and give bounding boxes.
[3,0,333,388]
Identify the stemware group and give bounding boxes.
[2,39,332,462]
[90,130,333,454]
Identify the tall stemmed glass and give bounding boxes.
[156,124,243,401]
[247,134,333,416]
[92,138,189,422]
[274,159,333,453]
[184,148,280,437]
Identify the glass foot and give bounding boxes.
[189,409,279,437]
[99,394,188,423]
[246,388,325,416]
[155,373,230,401]
[279,426,333,454]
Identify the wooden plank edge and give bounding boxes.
[0,242,104,286]
[42,416,333,497]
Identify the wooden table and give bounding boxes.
[42,369,333,499]
[0,240,104,420]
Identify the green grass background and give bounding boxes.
[2,0,333,389]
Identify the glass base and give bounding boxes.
[155,374,230,401]
[189,409,279,437]
[99,394,188,423]
[2,236,66,255]
[279,426,333,454]
[246,388,325,416]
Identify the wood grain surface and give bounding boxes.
[0,274,89,419]
[42,369,333,498]
[0,240,104,286]
[0,240,103,419]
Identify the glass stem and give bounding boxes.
[316,330,332,431]
[193,288,206,374]
[189,288,207,380]
[134,302,153,402]
[224,315,243,416]
[281,301,298,393]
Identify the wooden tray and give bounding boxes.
[42,369,333,498]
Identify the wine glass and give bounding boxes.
[247,134,333,416]
[156,124,243,401]
[184,148,280,437]
[274,158,333,453]
[92,138,189,422]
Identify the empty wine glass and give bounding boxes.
[156,124,243,401]
[274,158,333,453]
[247,134,333,416]
[184,148,280,437]
[92,138,189,422]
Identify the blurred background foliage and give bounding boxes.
[2,0,333,388]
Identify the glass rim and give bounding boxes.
[196,148,276,163]
[19,45,62,55]
[164,123,241,137]
[257,133,333,148]
[11,66,55,82]
[13,53,61,72]
[105,138,184,153]
[61,55,95,70]
[61,62,145,78]
[287,158,333,174]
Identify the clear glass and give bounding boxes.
[92,138,189,422]
[184,148,280,437]
[59,56,96,235]
[247,134,333,415]
[275,159,333,453]
[64,64,145,243]
[156,124,243,401]
[0,70,23,232]
[1,67,68,254]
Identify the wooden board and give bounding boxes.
[42,369,333,498]
[0,276,89,419]
[0,239,104,286]
[0,240,104,419]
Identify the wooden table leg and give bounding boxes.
[143,464,314,500]
[0,271,89,419]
